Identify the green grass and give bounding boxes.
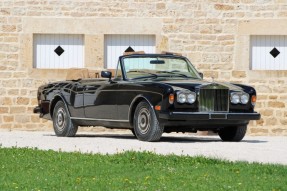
[0,148,286,191]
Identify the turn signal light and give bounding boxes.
[251,95,257,106]
[169,94,174,104]
[155,105,161,111]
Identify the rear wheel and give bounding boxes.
[133,101,164,142]
[218,125,247,142]
[53,101,78,137]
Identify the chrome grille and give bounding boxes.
[199,89,229,112]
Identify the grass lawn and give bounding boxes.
[0,147,286,191]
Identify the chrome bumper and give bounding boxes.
[33,106,41,114]
[159,112,261,121]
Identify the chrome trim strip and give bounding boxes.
[63,88,163,98]
[70,117,129,122]
[171,112,259,115]
[99,89,163,96]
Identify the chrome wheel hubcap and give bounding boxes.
[56,108,66,131]
[137,108,151,134]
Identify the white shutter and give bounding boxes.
[251,35,287,70]
[33,34,84,69]
[105,34,156,69]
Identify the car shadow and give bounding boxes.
[241,140,268,143]
[75,134,222,143]
[75,134,135,140]
[44,133,268,143]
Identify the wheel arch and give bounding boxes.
[128,95,155,127]
[49,94,71,118]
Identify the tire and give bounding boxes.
[52,101,78,137]
[133,101,164,142]
[130,129,136,137]
[218,125,247,142]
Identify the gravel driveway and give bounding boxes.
[1,130,286,165]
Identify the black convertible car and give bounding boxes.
[34,52,260,142]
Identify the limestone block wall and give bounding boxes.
[0,0,286,135]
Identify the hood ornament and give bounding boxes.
[211,73,215,84]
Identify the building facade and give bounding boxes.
[0,0,287,135]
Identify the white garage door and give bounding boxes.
[251,35,287,70]
[33,34,84,69]
[105,34,156,69]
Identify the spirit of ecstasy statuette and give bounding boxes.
[211,73,215,83]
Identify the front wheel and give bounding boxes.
[53,101,78,137]
[218,125,247,142]
[133,101,164,142]
[130,129,136,137]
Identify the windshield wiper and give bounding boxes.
[156,71,191,78]
[127,70,158,80]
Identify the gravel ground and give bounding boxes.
[0,130,287,165]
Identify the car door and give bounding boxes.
[116,81,138,121]
[84,81,118,120]
[68,83,85,118]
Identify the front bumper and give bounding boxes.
[33,106,41,114]
[159,112,261,121]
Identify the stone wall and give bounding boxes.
[0,0,287,135]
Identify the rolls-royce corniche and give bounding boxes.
[34,52,260,142]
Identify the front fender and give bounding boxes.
[49,93,71,119]
[128,94,161,126]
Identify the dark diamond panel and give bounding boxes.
[270,47,280,58]
[124,46,134,53]
[54,46,65,56]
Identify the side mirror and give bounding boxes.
[199,72,203,79]
[101,71,112,79]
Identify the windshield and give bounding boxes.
[122,56,201,80]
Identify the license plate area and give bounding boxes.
[209,113,227,119]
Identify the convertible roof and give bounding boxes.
[120,51,185,59]
[123,51,182,56]
[161,51,182,56]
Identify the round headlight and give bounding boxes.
[231,93,240,104]
[177,93,186,103]
[187,93,196,104]
[240,94,249,104]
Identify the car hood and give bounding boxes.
[159,79,244,91]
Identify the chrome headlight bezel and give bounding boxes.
[230,93,240,104]
[177,92,186,103]
[240,93,249,104]
[186,93,196,104]
[176,91,196,104]
[230,92,250,105]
